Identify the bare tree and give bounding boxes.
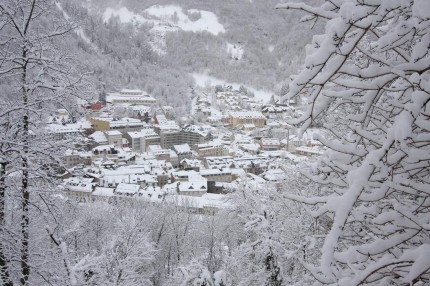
[0,0,91,284]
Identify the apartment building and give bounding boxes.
[126,129,160,153]
[159,130,182,149]
[195,142,228,158]
[260,138,281,151]
[89,117,148,132]
[225,111,266,128]
[181,125,211,146]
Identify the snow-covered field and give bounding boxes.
[103,7,147,24]
[191,73,274,104]
[103,5,225,55]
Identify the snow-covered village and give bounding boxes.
[58,86,322,211]
[1,0,429,285]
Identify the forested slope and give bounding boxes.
[58,0,323,116]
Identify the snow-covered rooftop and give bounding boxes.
[105,130,122,136]
[182,124,210,137]
[229,111,266,119]
[127,129,159,139]
[173,144,192,154]
[115,183,140,195]
[89,131,108,143]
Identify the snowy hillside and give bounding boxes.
[54,0,324,115]
[103,5,225,55]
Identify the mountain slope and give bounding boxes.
[59,0,323,116]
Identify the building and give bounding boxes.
[159,130,182,149]
[171,170,205,182]
[179,159,203,171]
[200,168,232,183]
[62,177,95,202]
[105,130,123,148]
[89,117,147,132]
[126,131,143,153]
[126,129,160,153]
[204,156,270,175]
[261,104,295,118]
[225,111,266,128]
[154,113,168,125]
[107,89,156,106]
[260,138,281,151]
[89,131,108,146]
[114,183,140,197]
[177,181,208,197]
[156,123,211,149]
[195,142,228,158]
[173,144,193,162]
[153,169,169,187]
[123,105,152,120]
[92,145,120,161]
[92,187,115,202]
[45,123,83,140]
[147,145,171,162]
[63,150,92,167]
[180,125,211,146]
[83,101,104,111]
[294,146,324,156]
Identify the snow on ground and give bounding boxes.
[268,45,275,52]
[191,73,274,104]
[103,7,148,24]
[208,107,222,120]
[226,43,244,60]
[103,5,225,55]
[145,5,225,35]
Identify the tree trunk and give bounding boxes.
[20,47,30,286]
[0,160,12,286]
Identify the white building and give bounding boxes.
[107,89,157,106]
[177,181,208,197]
[260,138,281,151]
[200,168,232,182]
[126,129,160,153]
[105,130,123,148]
[114,183,140,197]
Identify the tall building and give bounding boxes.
[160,130,182,149]
[126,129,160,153]
[181,125,211,146]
